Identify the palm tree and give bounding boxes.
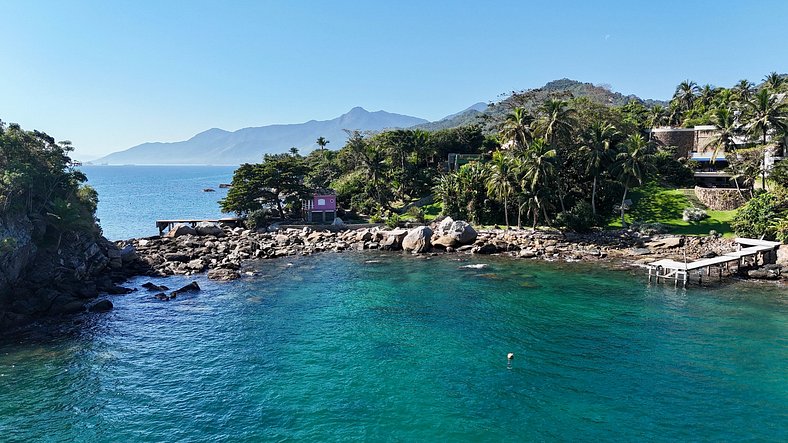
[699,84,715,108]
[673,80,699,111]
[764,72,785,91]
[580,121,619,216]
[745,88,788,187]
[500,107,534,152]
[646,105,667,137]
[666,101,684,127]
[708,107,740,162]
[613,134,654,226]
[734,79,755,102]
[518,138,557,226]
[316,136,329,151]
[537,99,576,147]
[486,151,515,227]
[536,99,576,212]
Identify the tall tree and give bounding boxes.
[518,138,557,226]
[745,88,788,188]
[316,136,329,151]
[673,80,699,112]
[764,72,785,91]
[486,151,515,227]
[536,99,576,212]
[580,121,619,216]
[613,134,654,226]
[220,153,309,219]
[708,107,740,163]
[734,79,755,102]
[500,107,534,152]
[646,105,667,134]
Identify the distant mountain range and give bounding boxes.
[93,79,665,165]
[94,107,428,165]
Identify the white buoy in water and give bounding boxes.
[507,352,514,360]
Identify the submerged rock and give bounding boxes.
[142,282,169,291]
[89,299,113,312]
[170,281,201,298]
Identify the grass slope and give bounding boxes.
[609,183,737,237]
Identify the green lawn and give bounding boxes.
[608,183,738,237]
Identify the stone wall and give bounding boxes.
[694,186,747,210]
[651,129,695,158]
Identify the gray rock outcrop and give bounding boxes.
[166,223,198,238]
[432,217,477,247]
[195,222,224,236]
[402,226,433,253]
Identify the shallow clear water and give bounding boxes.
[1,253,786,441]
[80,165,236,240]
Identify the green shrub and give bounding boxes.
[730,192,784,239]
[406,206,425,223]
[245,209,270,230]
[632,222,668,235]
[682,207,708,222]
[386,214,401,229]
[555,201,599,233]
[369,213,383,224]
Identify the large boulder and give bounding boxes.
[195,222,223,236]
[777,244,788,266]
[166,223,197,238]
[402,226,433,253]
[433,217,477,247]
[381,229,408,251]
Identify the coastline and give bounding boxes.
[115,219,787,289]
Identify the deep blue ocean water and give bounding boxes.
[0,166,786,441]
[80,165,236,240]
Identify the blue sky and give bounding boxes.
[2,0,787,159]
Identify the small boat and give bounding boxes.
[219,183,232,188]
[203,188,216,192]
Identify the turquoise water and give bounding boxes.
[80,165,236,240]
[1,253,786,441]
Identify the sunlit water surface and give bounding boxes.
[1,253,786,441]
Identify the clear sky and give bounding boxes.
[2,0,787,159]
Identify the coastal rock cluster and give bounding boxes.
[0,213,133,330]
[118,217,745,284]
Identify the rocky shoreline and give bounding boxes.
[116,217,786,284]
[4,216,784,333]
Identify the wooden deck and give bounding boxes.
[646,238,781,287]
[156,218,241,235]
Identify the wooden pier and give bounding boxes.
[646,238,781,287]
[156,218,241,235]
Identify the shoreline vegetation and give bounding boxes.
[3,72,788,332]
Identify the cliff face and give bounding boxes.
[0,212,124,331]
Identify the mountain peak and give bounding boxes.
[346,106,369,115]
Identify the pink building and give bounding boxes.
[303,194,337,223]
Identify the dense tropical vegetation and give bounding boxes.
[221,72,788,239]
[0,120,99,248]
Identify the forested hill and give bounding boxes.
[415,79,668,131]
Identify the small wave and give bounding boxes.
[460,264,488,269]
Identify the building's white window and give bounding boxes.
[318,198,326,206]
